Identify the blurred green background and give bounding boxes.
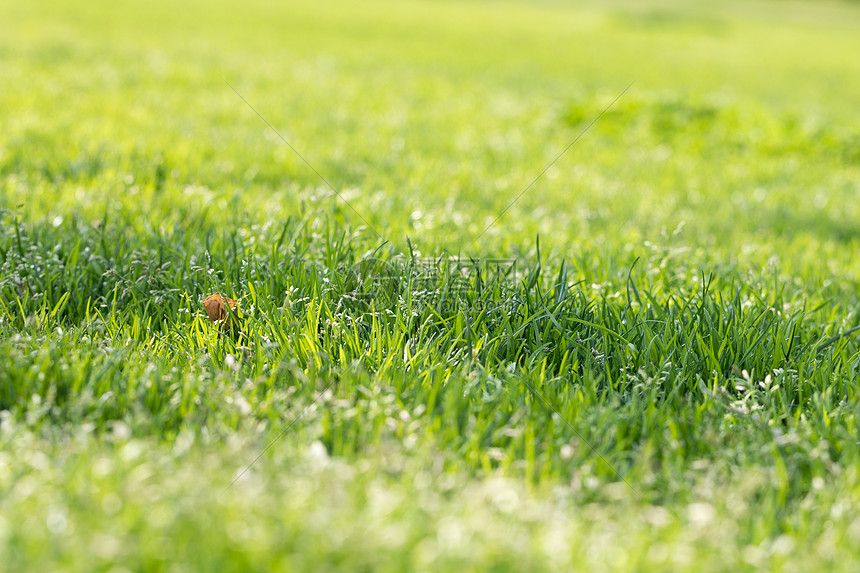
[4,0,858,263]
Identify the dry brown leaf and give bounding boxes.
[202,293,241,338]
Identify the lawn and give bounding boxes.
[1,0,860,570]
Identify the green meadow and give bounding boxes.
[1,0,859,570]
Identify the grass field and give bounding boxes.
[2,0,860,570]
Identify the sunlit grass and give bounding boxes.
[1,0,860,570]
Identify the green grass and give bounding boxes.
[1,0,860,570]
